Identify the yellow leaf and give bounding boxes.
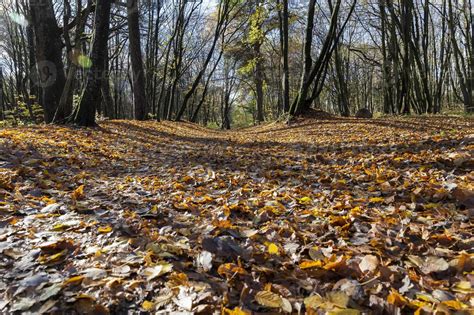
[98,226,112,233]
[255,290,282,308]
[452,281,472,293]
[415,294,436,303]
[349,206,362,216]
[142,300,155,311]
[299,196,312,205]
[299,260,323,269]
[268,243,279,255]
[72,185,85,201]
[222,307,251,315]
[38,249,68,265]
[63,275,84,286]
[52,223,68,231]
[387,289,408,306]
[369,197,384,203]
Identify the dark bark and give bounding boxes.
[191,47,224,123]
[254,41,265,123]
[59,0,91,122]
[290,0,352,116]
[127,0,148,120]
[0,68,4,121]
[379,0,393,114]
[74,0,111,126]
[29,0,68,123]
[334,45,350,116]
[278,0,290,113]
[101,50,115,118]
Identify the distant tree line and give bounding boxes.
[0,0,472,128]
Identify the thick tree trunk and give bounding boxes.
[74,0,111,126]
[29,0,68,123]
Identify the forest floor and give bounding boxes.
[0,116,473,314]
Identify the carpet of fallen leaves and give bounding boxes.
[0,116,473,314]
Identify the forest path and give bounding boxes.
[0,117,473,313]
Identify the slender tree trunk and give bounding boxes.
[334,44,349,116]
[379,0,392,114]
[101,51,114,118]
[278,0,290,113]
[254,40,265,123]
[469,1,474,113]
[128,0,148,120]
[0,68,4,121]
[290,0,349,116]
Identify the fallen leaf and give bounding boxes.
[268,243,279,255]
[97,225,112,233]
[142,263,173,281]
[300,260,323,269]
[71,185,85,201]
[421,256,449,274]
[387,289,408,307]
[255,290,282,308]
[358,255,379,273]
[196,250,213,271]
[222,306,251,315]
[142,300,155,311]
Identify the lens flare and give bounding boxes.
[77,55,93,69]
[8,12,28,27]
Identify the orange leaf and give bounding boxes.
[387,289,408,307]
[72,185,85,200]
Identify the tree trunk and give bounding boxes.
[278,0,290,113]
[29,0,68,123]
[0,68,4,121]
[74,0,111,126]
[127,0,148,120]
[290,0,348,116]
[254,41,265,123]
[334,45,350,116]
